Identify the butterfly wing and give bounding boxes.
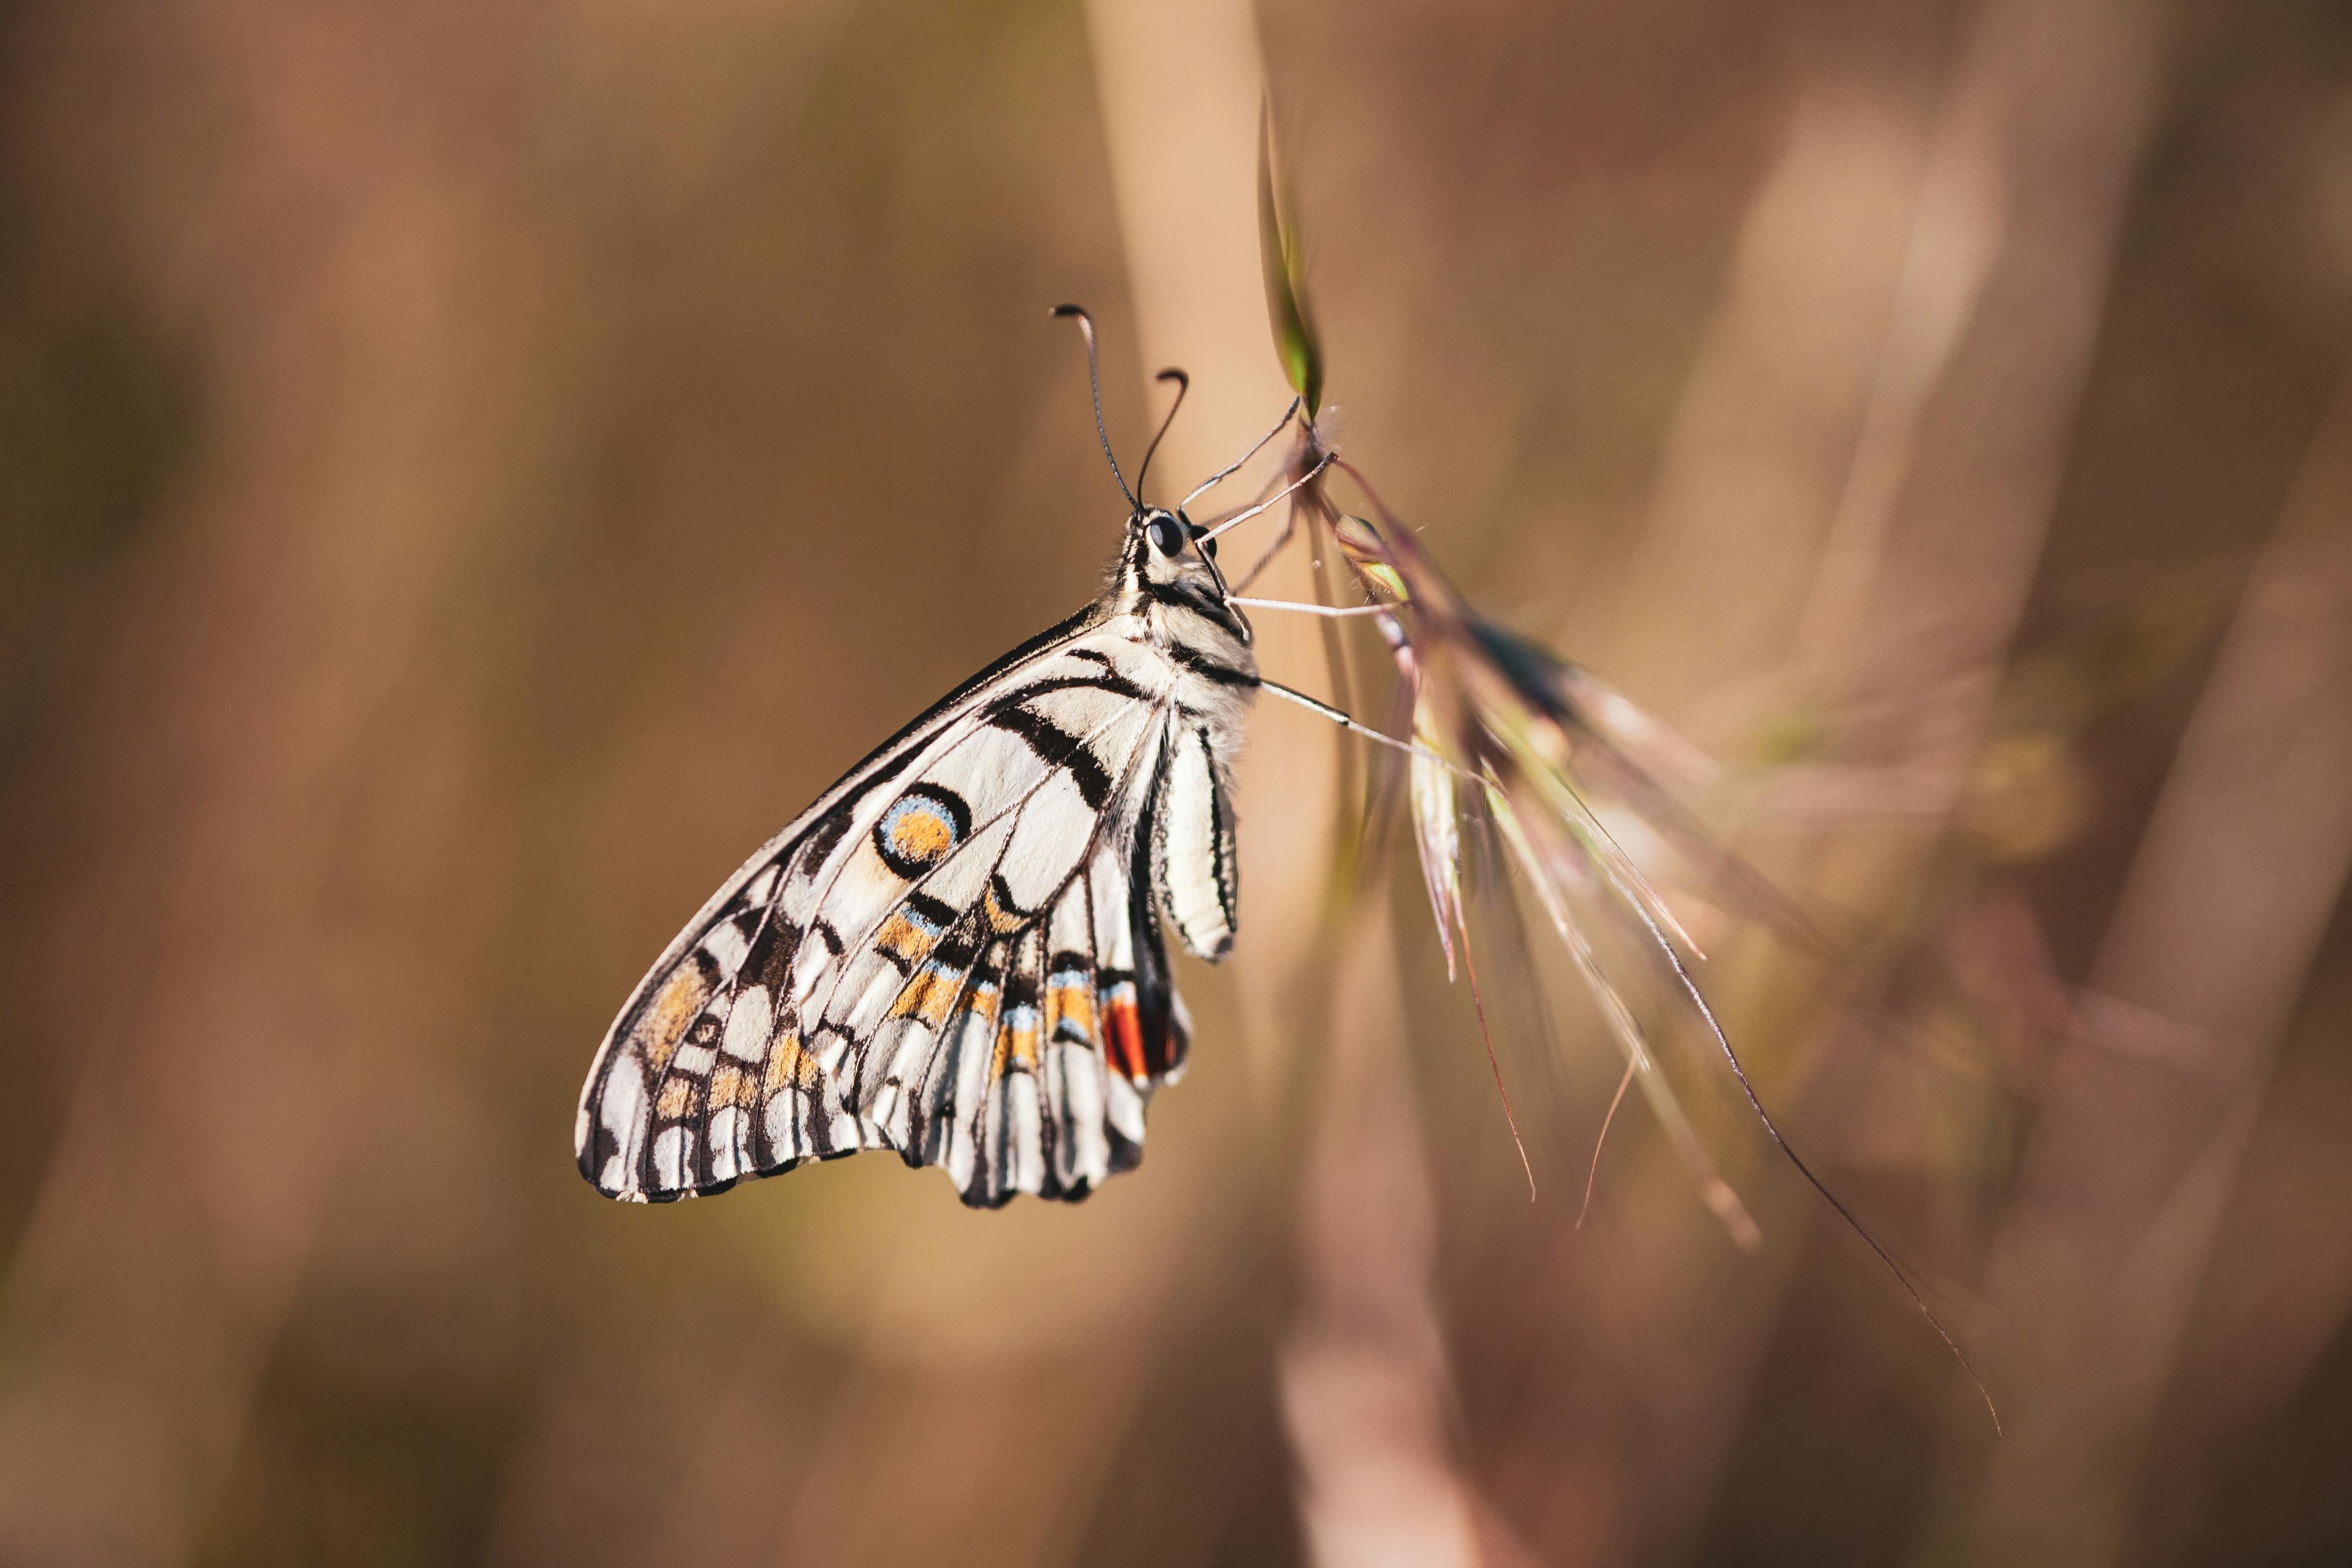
[1148,721,1240,964]
[577,611,1232,1207]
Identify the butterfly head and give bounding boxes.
[1140,506,1215,566]
[1131,504,1222,579]
[1047,306,1254,640]
[1122,503,1249,642]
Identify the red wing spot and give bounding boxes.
[1101,989,1145,1083]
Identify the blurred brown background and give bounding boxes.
[4,0,2351,1563]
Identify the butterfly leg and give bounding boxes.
[1177,394,1301,511]
[1193,453,1332,547]
[1229,511,1297,593]
[1256,679,1476,781]
[1225,596,1389,618]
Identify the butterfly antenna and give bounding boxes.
[1051,304,1138,512]
[1135,368,1188,502]
[1180,395,1301,511]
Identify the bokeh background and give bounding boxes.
[4,0,2351,1563]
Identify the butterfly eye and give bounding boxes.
[1147,512,1185,557]
[1182,513,1217,561]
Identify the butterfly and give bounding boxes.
[576,309,1308,1208]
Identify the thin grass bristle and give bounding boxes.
[1578,1057,1637,1232]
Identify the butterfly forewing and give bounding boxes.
[578,558,1251,1208]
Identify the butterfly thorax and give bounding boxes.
[1111,507,1259,770]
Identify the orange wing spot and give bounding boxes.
[888,965,961,1026]
[980,881,1027,936]
[763,1032,817,1096]
[991,1005,1042,1080]
[656,1076,696,1120]
[633,964,714,1075]
[876,910,940,966]
[709,1065,753,1109]
[1044,979,1095,1045]
[887,807,954,865]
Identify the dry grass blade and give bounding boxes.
[1257,98,1322,419]
[1310,459,1997,1427]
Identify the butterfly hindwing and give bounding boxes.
[1151,722,1239,962]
